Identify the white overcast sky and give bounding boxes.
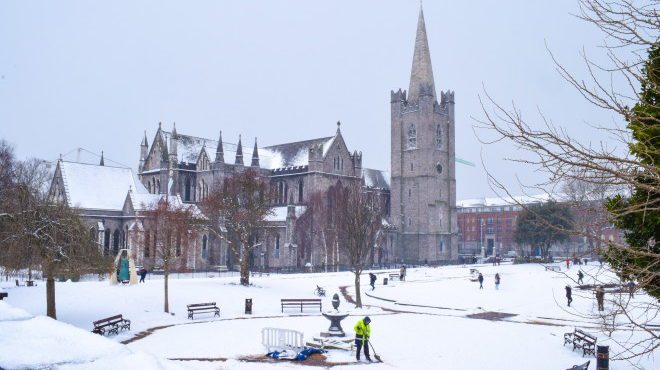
[0,1,626,199]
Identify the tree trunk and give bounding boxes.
[164,267,169,313]
[46,273,56,319]
[354,271,362,308]
[240,246,250,286]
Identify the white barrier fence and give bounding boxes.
[261,327,304,353]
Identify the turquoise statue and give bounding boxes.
[118,257,129,282]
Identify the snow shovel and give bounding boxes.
[369,341,383,363]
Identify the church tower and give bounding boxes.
[390,6,457,263]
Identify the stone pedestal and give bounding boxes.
[321,312,349,337]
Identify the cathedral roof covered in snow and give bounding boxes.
[262,137,334,168]
[158,128,336,170]
[362,168,390,190]
[57,161,148,211]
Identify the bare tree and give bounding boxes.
[202,169,274,286]
[475,0,658,361]
[143,196,202,313]
[335,182,383,308]
[294,191,338,272]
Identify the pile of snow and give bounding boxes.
[0,300,182,369]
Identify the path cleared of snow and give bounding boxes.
[1,264,656,369]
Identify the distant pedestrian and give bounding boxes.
[494,273,500,290]
[565,285,573,307]
[566,258,570,270]
[369,273,377,291]
[627,281,635,298]
[399,266,405,281]
[577,271,584,285]
[139,268,147,283]
[595,286,605,311]
[492,258,496,267]
[496,256,501,266]
[478,273,484,289]
[583,258,588,265]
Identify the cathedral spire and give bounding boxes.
[408,5,436,101]
[251,137,260,167]
[235,134,244,165]
[215,131,224,163]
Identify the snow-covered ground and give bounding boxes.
[1,263,656,369]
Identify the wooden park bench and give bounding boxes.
[281,298,322,313]
[544,265,561,272]
[564,328,597,357]
[187,302,220,320]
[566,361,590,370]
[388,273,400,281]
[0,292,8,300]
[15,279,24,287]
[91,314,130,336]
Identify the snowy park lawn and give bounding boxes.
[1,263,656,369]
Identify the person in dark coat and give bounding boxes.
[494,273,501,290]
[577,271,584,285]
[627,281,635,298]
[565,285,573,307]
[139,268,147,283]
[478,273,484,289]
[369,273,377,291]
[595,286,605,311]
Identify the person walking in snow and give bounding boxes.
[566,258,570,270]
[354,316,372,362]
[627,281,635,298]
[565,285,573,307]
[494,273,501,290]
[577,270,584,285]
[595,286,605,311]
[369,273,377,291]
[478,273,484,289]
[139,268,147,283]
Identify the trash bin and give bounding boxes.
[245,298,252,314]
[383,278,388,286]
[597,345,609,370]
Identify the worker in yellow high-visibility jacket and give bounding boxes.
[353,316,372,362]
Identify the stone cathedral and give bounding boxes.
[49,7,457,270]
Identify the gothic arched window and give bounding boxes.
[407,124,417,149]
[184,178,191,201]
[202,235,208,259]
[436,124,442,148]
[298,180,304,202]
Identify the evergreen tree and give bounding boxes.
[606,43,660,298]
[514,201,574,259]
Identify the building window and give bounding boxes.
[202,235,208,259]
[408,188,412,198]
[410,162,414,172]
[407,123,417,149]
[439,240,445,253]
[184,178,191,201]
[156,179,161,193]
[113,230,120,255]
[408,217,412,227]
[275,234,280,258]
[298,180,303,203]
[144,232,150,257]
[175,234,181,257]
[436,124,442,148]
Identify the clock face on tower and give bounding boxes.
[436,162,443,174]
